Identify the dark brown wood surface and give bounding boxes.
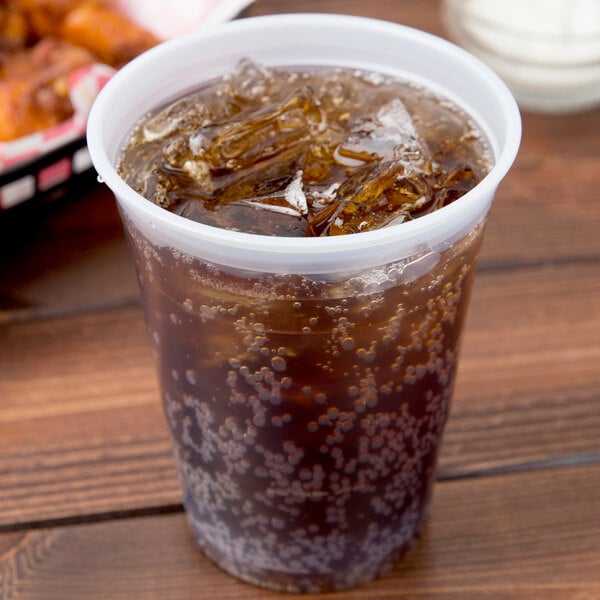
[1,0,599,598]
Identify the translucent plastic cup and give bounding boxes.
[87,14,520,593]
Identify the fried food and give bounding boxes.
[61,4,158,68]
[12,0,82,37]
[0,38,94,141]
[0,0,160,141]
[0,5,32,51]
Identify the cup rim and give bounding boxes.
[87,13,521,273]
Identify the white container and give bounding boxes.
[443,0,600,113]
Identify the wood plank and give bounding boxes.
[0,308,179,526]
[442,262,600,477]
[0,186,138,317]
[245,0,447,36]
[1,261,598,526]
[480,140,600,269]
[1,465,598,599]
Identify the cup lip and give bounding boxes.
[87,13,521,267]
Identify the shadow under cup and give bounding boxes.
[87,14,521,594]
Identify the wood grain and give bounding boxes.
[443,262,600,476]
[0,186,137,318]
[2,261,598,526]
[1,465,598,599]
[245,0,447,36]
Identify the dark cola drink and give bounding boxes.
[117,61,491,592]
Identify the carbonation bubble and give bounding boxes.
[271,356,287,372]
[283,440,296,453]
[341,337,355,351]
[315,393,327,404]
[327,407,340,420]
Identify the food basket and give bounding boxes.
[0,0,254,211]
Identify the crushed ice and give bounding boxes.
[284,170,308,215]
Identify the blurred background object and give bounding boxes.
[0,0,254,211]
[443,0,600,113]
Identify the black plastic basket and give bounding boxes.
[0,135,96,211]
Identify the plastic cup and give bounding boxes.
[87,14,520,594]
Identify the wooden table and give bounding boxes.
[1,1,599,598]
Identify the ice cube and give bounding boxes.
[189,131,210,156]
[284,170,308,215]
[201,86,324,172]
[225,58,275,101]
[310,158,436,236]
[181,159,215,194]
[334,98,426,165]
[143,95,209,141]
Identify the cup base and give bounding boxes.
[191,520,425,594]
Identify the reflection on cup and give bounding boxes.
[87,14,520,593]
